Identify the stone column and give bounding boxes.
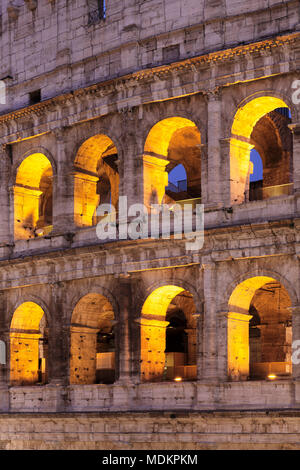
[120,149,142,211]
[205,88,223,208]
[52,128,75,234]
[0,292,9,411]
[219,138,231,207]
[290,305,300,403]
[143,154,169,210]
[193,312,204,380]
[0,145,12,254]
[201,262,218,381]
[48,282,69,386]
[227,312,253,381]
[116,278,134,384]
[13,185,43,239]
[73,171,99,227]
[119,111,143,209]
[0,330,9,412]
[290,305,300,380]
[229,138,254,205]
[217,311,229,381]
[199,144,208,204]
[289,123,300,197]
[69,325,100,384]
[136,316,169,382]
[185,327,197,365]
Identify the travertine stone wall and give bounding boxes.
[0,0,299,112]
[0,3,299,454]
[2,411,300,450]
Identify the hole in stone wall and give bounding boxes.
[29,89,41,105]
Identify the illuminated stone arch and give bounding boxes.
[74,134,119,227]
[228,90,297,132]
[230,95,293,204]
[227,275,294,382]
[14,152,54,240]
[68,282,119,322]
[143,117,201,209]
[12,147,57,182]
[138,284,198,382]
[69,293,117,385]
[223,266,298,310]
[10,301,49,386]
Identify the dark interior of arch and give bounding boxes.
[248,281,292,380]
[165,126,201,201]
[249,107,293,201]
[165,309,187,354]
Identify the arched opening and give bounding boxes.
[143,117,201,210]
[230,97,293,204]
[74,135,119,227]
[249,149,263,200]
[14,153,53,240]
[166,164,188,194]
[227,276,292,381]
[70,293,116,384]
[139,285,197,382]
[10,302,48,386]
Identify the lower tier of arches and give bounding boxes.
[2,380,300,414]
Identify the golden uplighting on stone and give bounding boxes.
[230,96,290,204]
[228,276,292,382]
[10,302,48,386]
[14,153,53,240]
[143,117,201,209]
[139,285,197,383]
[70,293,116,385]
[74,134,119,227]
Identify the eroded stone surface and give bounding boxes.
[0,0,299,449]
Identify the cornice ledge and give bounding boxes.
[0,32,298,127]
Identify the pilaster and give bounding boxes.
[205,88,223,208]
[48,282,69,387]
[289,123,300,200]
[0,145,12,254]
[52,128,75,234]
[201,261,219,382]
[116,278,135,384]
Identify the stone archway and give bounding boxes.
[230,96,293,204]
[227,276,292,381]
[138,285,198,382]
[143,117,201,210]
[70,293,116,384]
[14,153,53,240]
[10,302,48,386]
[74,134,119,227]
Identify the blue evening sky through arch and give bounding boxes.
[167,106,292,186]
[168,164,187,187]
[250,107,291,182]
[250,149,263,182]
